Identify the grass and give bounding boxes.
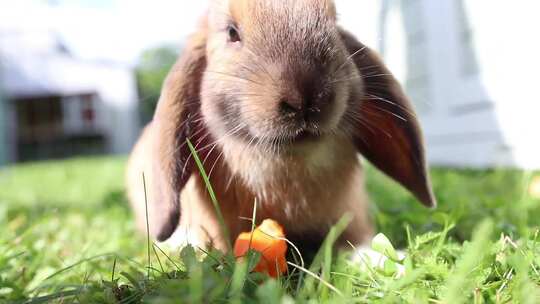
[0,157,539,303]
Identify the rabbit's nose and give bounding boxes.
[280,98,304,114]
[278,86,305,115]
[279,86,334,123]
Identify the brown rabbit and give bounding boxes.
[126,0,436,253]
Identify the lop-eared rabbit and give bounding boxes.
[126,0,435,255]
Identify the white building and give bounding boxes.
[340,0,540,169]
[0,30,139,163]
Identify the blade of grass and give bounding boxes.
[30,253,117,292]
[24,289,80,304]
[151,242,166,274]
[248,199,258,253]
[186,139,231,250]
[120,271,143,293]
[111,257,117,282]
[153,243,181,271]
[229,256,250,303]
[142,172,152,278]
[245,199,258,273]
[287,261,343,297]
[298,215,351,299]
[441,220,494,304]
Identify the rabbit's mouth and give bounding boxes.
[250,127,326,150]
[236,108,341,152]
[285,127,325,144]
[290,130,319,142]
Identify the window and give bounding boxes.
[81,94,96,125]
[16,96,63,142]
[62,93,100,133]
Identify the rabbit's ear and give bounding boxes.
[339,29,436,208]
[150,24,208,241]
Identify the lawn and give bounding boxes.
[0,157,539,303]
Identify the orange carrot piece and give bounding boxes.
[234,219,288,278]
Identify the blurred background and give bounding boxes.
[0,0,539,168]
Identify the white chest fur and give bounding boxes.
[219,135,367,232]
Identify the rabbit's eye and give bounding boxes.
[227,25,241,43]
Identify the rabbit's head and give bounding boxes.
[202,0,356,149]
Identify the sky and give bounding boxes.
[0,0,209,63]
[0,0,381,64]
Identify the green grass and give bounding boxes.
[0,157,539,303]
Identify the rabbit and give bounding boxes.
[126,0,436,255]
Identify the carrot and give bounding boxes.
[234,219,288,278]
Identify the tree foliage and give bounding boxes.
[135,45,179,122]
